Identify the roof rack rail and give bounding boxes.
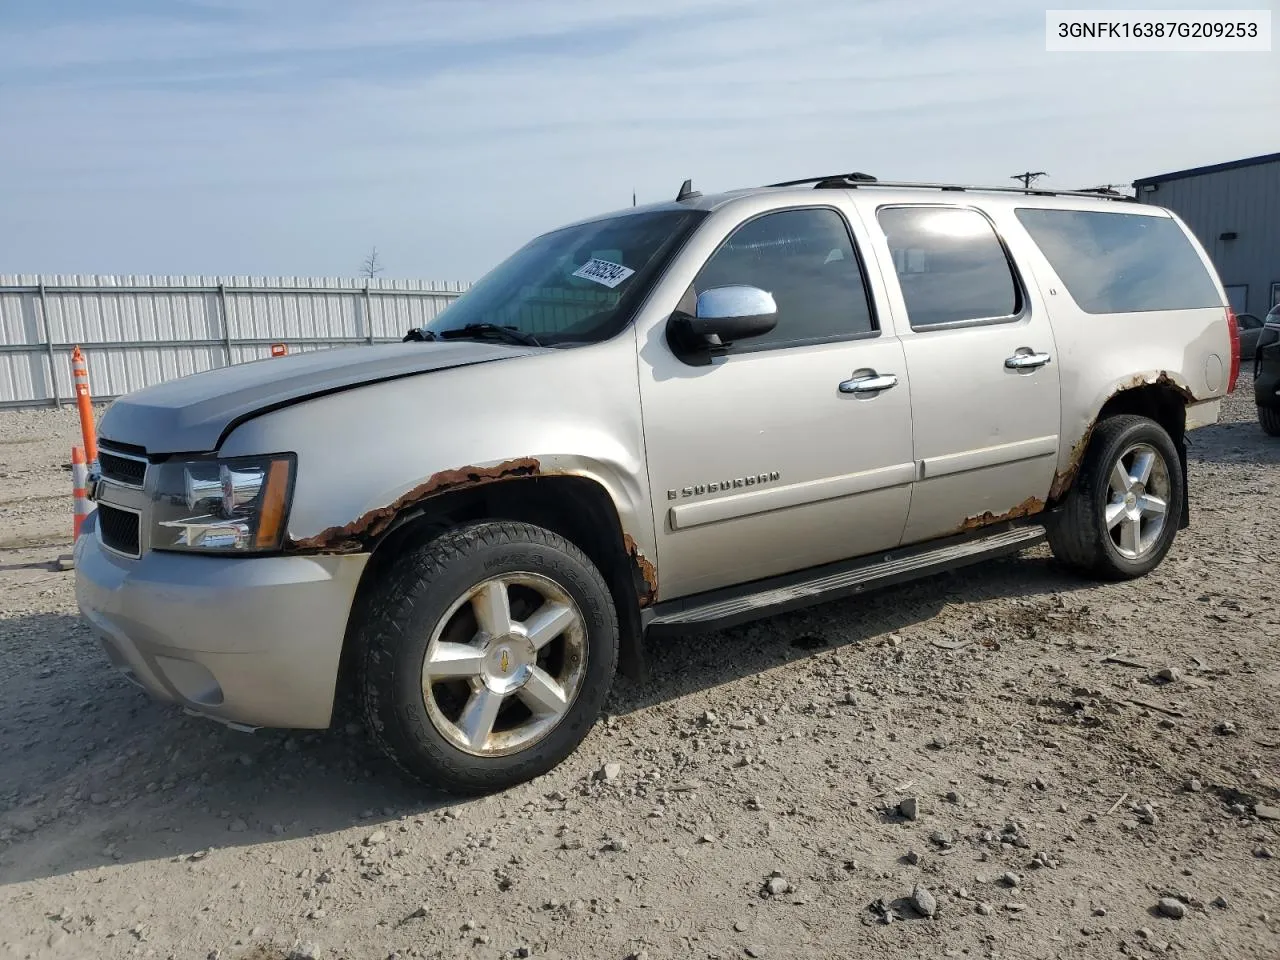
[766,175,1138,202]
[767,171,877,187]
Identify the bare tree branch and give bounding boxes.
[361,246,384,280]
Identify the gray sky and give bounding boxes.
[1,0,1276,281]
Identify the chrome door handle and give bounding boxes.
[1005,351,1052,370]
[839,373,898,394]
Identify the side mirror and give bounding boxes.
[670,285,777,349]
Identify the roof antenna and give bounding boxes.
[676,178,702,202]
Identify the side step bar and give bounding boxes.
[645,522,1046,635]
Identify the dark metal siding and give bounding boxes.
[1135,158,1280,316]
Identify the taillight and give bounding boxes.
[1226,306,1240,393]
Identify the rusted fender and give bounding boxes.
[623,534,658,608]
[287,456,661,609]
[288,457,541,552]
[1051,370,1198,501]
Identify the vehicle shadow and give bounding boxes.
[615,549,1092,713]
[0,550,1089,887]
[1186,418,1280,467]
[1183,372,1280,466]
[0,611,452,887]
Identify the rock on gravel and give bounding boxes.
[288,942,321,960]
[1158,898,1187,919]
[898,797,919,820]
[763,873,792,897]
[910,885,937,918]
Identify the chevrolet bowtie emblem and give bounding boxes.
[500,650,510,672]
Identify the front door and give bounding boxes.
[637,203,916,599]
[865,202,1061,543]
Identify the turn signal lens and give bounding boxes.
[254,459,291,549]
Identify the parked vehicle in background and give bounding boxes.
[1237,313,1263,360]
[1255,306,1280,436]
[75,173,1237,794]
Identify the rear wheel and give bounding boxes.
[1260,406,1280,437]
[357,521,619,794]
[1046,415,1183,581]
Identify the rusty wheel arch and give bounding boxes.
[1049,376,1192,518]
[319,463,654,697]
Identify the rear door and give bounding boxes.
[860,202,1062,543]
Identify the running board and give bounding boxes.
[646,522,1046,634]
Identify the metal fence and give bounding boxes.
[0,275,469,408]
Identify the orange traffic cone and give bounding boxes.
[72,445,92,541]
[58,445,92,571]
[71,346,98,464]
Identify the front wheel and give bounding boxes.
[357,521,619,795]
[1046,415,1184,581]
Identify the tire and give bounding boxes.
[1046,415,1184,581]
[357,521,619,795]
[1260,406,1280,437]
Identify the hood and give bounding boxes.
[97,340,542,454]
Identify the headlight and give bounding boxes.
[150,454,295,553]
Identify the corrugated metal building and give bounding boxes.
[1133,151,1280,319]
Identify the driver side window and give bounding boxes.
[693,207,877,352]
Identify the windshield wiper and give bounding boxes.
[435,323,542,347]
[402,328,438,342]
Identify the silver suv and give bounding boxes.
[76,173,1238,793]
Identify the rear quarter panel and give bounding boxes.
[1003,204,1230,488]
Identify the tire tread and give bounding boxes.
[356,521,617,795]
[1260,405,1280,437]
[1046,414,1183,581]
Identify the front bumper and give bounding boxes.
[74,512,369,729]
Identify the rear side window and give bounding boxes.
[876,206,1021,328]
[1014,208,1222,314]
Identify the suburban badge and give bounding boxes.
[668,471,781,500]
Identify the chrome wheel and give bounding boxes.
[1104,442,1170,560]
[421,573,587,758]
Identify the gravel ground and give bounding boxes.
[1,382,1277,960]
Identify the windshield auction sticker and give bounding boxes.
[572,258,635,288]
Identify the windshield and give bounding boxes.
[421,209,704,346]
